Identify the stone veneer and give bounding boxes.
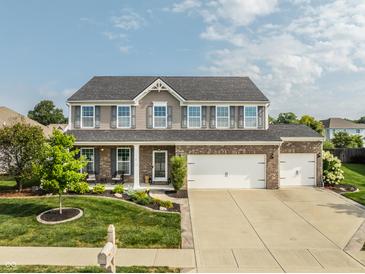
[280,141,323,187]
[175,145,280,189]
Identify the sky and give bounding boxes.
[0,0,364,120]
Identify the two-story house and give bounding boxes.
[66,76,323,189]
[322,118,365,146]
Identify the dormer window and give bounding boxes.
[81,106,95,128]
[153,102,167,128]
[117,105,131,128]
[188,106,201,128]
[244,106,258,128]
[216,106,230,128]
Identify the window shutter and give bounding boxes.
[167,106,173,128]
[130,147,134,175]
[258,106,264,129]
[94,148,100,175]
[111,148,116,177]
[230,106,235,128]
[131,106,136,129]
[210,106,216,128]
[238,106,244,128]
[74,106,81,129]
[146,105,153,129]
[181,106,187,128]
[95,106,100,128]
[110,106,117,128]
[201,106,207,128]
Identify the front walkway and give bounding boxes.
[0,247,195,269]
[189,188,365,272]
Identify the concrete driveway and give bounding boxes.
[189,188,365,272]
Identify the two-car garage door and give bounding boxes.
[187,154,266,189]
[187,153,316,189]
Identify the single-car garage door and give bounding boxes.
[187,154,266,189]
[280,153,316,187]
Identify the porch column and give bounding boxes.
[133,144,140,189]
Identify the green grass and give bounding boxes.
[0,265,179,273]
[0,196,181,248]
[0,175,17,192]
[341,164,365,205]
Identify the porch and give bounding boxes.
[80,144,176,190]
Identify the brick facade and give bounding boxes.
[81,141,322,188]
[139,146,176,183]
[176,145,280,189]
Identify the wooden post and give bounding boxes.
[98,224,117,273]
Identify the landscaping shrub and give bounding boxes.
[170,156,187,191]
[92,184,105,194]
[128,190,154,205]
[69,182,90,194]
[323,151,344,184]
[112,184,124,194]
[156,199,173,209]
[323,140,334,150]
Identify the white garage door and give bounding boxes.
[187,154,266,189]
[280,153,316,187]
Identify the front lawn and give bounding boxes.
[341,164,365,205]
[0,265,179,273]
[0,196,181,248]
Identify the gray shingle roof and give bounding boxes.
[67,124,321,143]
[321,118,365,129]
[67,76,269,102]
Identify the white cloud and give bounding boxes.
[119,46,130,54]
[170,0,201,12]
[169,0,365,118]
[111,9,145,30]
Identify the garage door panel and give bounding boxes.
[188,154,266,189]
[280,153,316,187]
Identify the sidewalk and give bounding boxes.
[0,247,196,268]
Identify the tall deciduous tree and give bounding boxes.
[0,122,46,191]
[28,100,67,126]
[357,116,365,124]
[299,115,324,135]
[40,130,86,214]
[275,112,298,124]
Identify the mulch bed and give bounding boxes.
[165,190,188,199]
[0,189,39,197]
[39,208,81,222]
[325,183,358,193]
[101,191,181,213]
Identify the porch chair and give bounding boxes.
[112,171,125,184]
[86,173,96,182]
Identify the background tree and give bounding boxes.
[332,132,363,148]
[40,130,86,214]
[28,100,67,126]
[275,112,298,124]
[357,116,365,124]
[268,116,276,124]
[298,115,324,135]
[323,140,335,150]
[0,122,45,191]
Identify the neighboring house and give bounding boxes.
[0,106,53,174]
[322,118,365,146]
[66,76,323,189]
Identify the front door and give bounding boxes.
[153,150,167,181]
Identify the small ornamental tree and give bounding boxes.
[323,140,335,150]
[0,122,46,191]
[170,156,187,191]
[323,151,344,185]
[332,132,363,148]
[40,130,86,214]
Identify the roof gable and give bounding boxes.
[133,78,185,103]
[67,76,270,102]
